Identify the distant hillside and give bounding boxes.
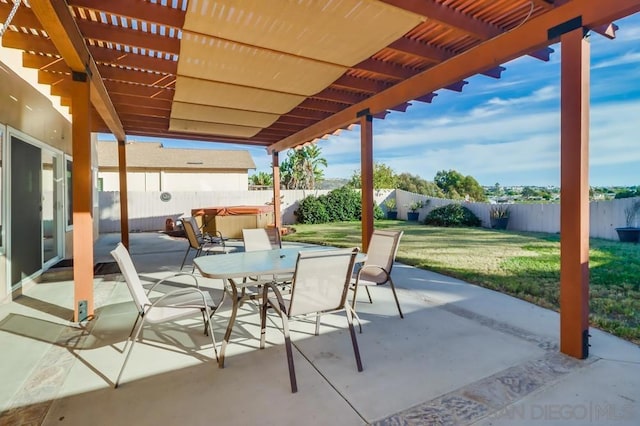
[318,178,349,190]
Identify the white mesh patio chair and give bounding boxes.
[351,230,404,322]
[241,227,293,287]
[181,216,235,272]
[242,227,282,251]
[111,242,219,388]
[260,248,363,393]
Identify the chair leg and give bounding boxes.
[121,314,140,353]
[180,247,191,271]
[315,314,321,336]
[204,308,219,362]
[365,286,373,304]
[260,287,269,349]
[281,313,297,393]
[191,247,203,273]
[345,304,363,372]
[351,283,359,312]
[388,277,404,319]
[347,304,363,334]
[115,315,146,388]
[201,310,208,335]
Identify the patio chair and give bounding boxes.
[181,216,235,272]
[241,227,292,287]
[110,242,219,388]
[351,230,404,321]
[260,248,363,393]
[242,227,282,251]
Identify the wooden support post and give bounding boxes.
[71,71,94,322]
[272,152,282,231]
[559,28,590,359]
[117,139,129,249]
[360,113,374,252]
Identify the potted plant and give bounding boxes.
[615,200,640,243]
[407,200,425,221]
[383,197,398,220]
[489,204,510,230]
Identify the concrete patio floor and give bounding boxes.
[1,232,638,425]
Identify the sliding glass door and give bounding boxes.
[10,136,42,287]
[9,134,63,288]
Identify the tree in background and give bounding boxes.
[280,145,327,190]
[248,171,273,188]
[614,186,640,199]
[348,163,397,189]
[396,173,443,197]
[434,169,487,201]
[521,186,553,200]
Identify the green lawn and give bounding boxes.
[283,220,640,344]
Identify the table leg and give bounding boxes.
[218,278,239,368]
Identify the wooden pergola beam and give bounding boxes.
[110,93,172,110]
[268,0,640,154]
[77,19,180,55]
[559,28,590,359]
[68,0,186,28]
[90,45,178,74]
[104,80,174,100]
[354,58,416,80]
[388,38,453,62]
[360,113,374,252]
[381,0,501,39]
[30,0,125,140]
[124,130,274,146]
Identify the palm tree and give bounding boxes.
[280,145,327,190]
[248,171,273,189]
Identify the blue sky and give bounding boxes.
[103,13,640,187]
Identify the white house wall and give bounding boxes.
[100,171,248,192]
[162,171,248,191]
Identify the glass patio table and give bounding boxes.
[194,246,364,368]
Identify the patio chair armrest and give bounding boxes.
[355,264,390,284]
[263,281,287,314]
[146,272,201,295]
[149,287,213,311]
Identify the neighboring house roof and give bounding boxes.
[97,141,256,170]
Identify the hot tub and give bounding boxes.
[191,205,274,239]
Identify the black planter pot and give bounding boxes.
[407,212,420,221]
[386,211,398,220]
[491,217,509,230]
[615,227,640,243]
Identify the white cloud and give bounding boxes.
[592,51,640,69]
[486,85,558,107]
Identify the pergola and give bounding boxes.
[2,0,638,360]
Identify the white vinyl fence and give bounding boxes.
[99,188,637,241]
[98,189,331,233]
[391,189,639,241]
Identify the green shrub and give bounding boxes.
[325,186,361,221]
[295,195,330,224]
[424,203,481,227]
[374,203,385,220]
[296,186,367,224]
